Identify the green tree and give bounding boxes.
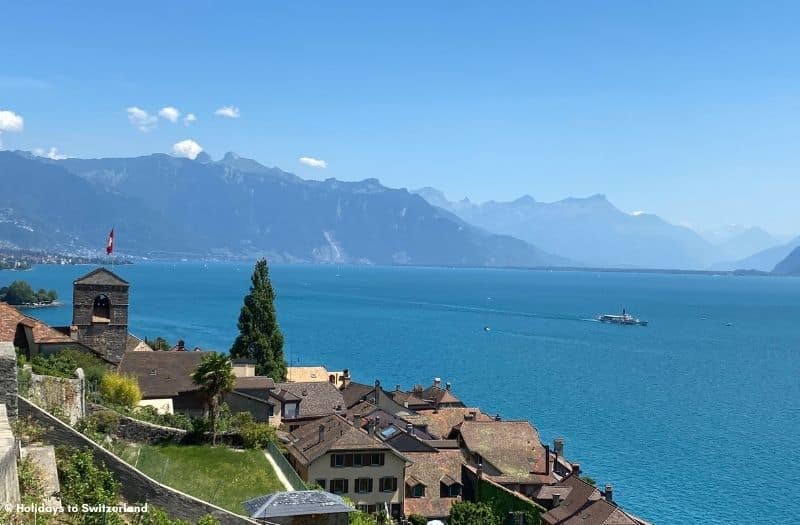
[449,501,501,525]
[0,280,36,304]
[191,352,235,445]
[229,258,286,380]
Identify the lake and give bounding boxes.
[3,262,799,524]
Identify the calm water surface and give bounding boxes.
[4,263,799,524]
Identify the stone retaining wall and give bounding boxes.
[27,367,84,424]
[0,342,17,420]
[0,404,20,505]
[19,396,262,525]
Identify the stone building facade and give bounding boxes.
[72,268,130,363]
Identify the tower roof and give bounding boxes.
[73,267,129,287]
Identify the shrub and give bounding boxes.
[56,447,121,525]
[100,372,142,407]
[196,515,221,525]
[30,348,108,386]
[17,455,45,501]
[449,501,501,525]
[135,506,191,525]
[78,410,121,437]
[240,421,277,449]
[408,514,428,525]
[230,410,254,430]
[17,367,31,397]
[11,416,43,445]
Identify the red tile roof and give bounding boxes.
[0,302,74,345]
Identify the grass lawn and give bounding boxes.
[117,444,285,514]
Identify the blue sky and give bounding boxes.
[2,1,799,235]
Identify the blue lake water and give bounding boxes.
[3,263,800,524]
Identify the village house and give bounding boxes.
[285,414,409,520]
[388,377,466,411]
[269,381,346,431]
[402,448,466,521]
[537,473,651,525]
[286,365,350,386]
[117,350,277,421]
[402,406,495,439]
[450,419,563,497]
[0,302,106,362]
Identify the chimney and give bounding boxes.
[395,384,401,392]
[464,411,476,421]
[544,444,551,476]
[372,416,380,435]
[434,377,441,388]
[554,438,564,456]
[494,414,501,421]
[571,463,581,476]
[604,484,613,503]
[318,424,325,443]
[374,380,381,404]
[552,493,562,507]
[446,382,452,391]
[406,423,413,436]
[353,414,363,429]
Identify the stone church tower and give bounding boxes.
[72,268,129,363]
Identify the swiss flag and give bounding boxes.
[106,228,114,255]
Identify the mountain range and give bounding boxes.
[413,188,786,270]
[1,150,793,271]
[773,245,800,275]
[0,151,566,267]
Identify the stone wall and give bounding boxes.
[88,403,187,444]
[26,367,84,425]
[0,404,20,505]
[0,342,18,420]
[19,396,263,525]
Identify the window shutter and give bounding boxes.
[330,455,335,468]
[368,478,374,492]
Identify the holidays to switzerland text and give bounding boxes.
[3,503,149,514]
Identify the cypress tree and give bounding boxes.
[230,258,287,380]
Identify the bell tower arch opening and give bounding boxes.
[92,294,111,323]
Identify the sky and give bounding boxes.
[2,1,800,235]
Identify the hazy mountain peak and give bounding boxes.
[222,151,240,161]
[194,151,213,163]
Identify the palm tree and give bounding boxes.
[191,352,235,445]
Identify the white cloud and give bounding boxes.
[126,106,157,132]
[183,113,197,126]
[158,106,181,123]
[172,139,203,160]
[33,146,67,160]
[631,210,645,216]
[214,106,240,119]
[299,156,327,169]
[0,110,24,149]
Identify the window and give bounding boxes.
[331,454,346,468]
[330,479,348,494]
[380,477,398,492]
[409,484,425,498]
[353,453,363,467]
[267,404,274,417]
[284,402,299,419]
[355,477,373,493]
[315,479,326,490]
[369,453,385,466]
[440,482,461,498]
